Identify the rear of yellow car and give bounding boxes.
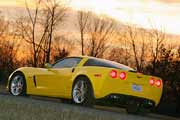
[88,67,163,112]
[77,57,163,113]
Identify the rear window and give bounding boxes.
[84,58,135,71]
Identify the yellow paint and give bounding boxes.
[8,56,163,106]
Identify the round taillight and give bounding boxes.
[119,72,126,80]
[155,80,161,87]
[149,78,155,86]
[110,70,117,78]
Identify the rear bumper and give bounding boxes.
[97,93,156,109]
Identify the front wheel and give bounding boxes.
[9,72,26,96]
[72,77,95,106]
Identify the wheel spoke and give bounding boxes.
[10,75,24,96]
[80,81,84,92]
[73,80,87,104]
[11,83,16,88]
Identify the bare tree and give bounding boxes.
[108,47,130,65]
[0,16,21,84]
[126,26,141,71]
[17,0,67,66]
[86,14,117,58]
[52,35,74,61]
[115,30,131,65]
[0,12,9,39]
[17,0,43,67]
[139,28,148,70]
[148,27,166,74]
[124,26,149,72]
[42,0,67,63]
[76,10,90,55]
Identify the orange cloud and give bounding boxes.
[157,0,180,3]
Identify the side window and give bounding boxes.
[84,59,102,66]
[53,58,82,68]
[84,58,135,71]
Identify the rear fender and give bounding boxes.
[71,67,112,99]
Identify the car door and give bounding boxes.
[35,57,82,97]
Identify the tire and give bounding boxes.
[9,72,27,96]
[72,76,95,107]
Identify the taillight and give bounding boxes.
[149,78,155,86]
[155,80,161,87]
[110,70,117,78]
[149,77,162,88]
[119,72,126,80]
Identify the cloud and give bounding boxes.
[157,0,180,4]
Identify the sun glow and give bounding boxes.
[0,0,17,6]
[69,0,180,35]
[69,0,118,15]
[0,0,180,35]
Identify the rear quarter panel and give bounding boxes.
[72,66,111,98]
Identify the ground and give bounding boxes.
[0,85,179,120]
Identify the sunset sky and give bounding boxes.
[0,0,180,35]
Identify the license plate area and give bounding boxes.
[132,84,142,92]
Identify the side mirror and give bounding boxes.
[44,63,52,68]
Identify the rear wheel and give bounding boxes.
[9,72,26,96]
[72,77,95,106]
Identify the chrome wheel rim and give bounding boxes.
[73,80,87,104]
[10,75,24,96]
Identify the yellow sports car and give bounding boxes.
[8,56,163,113]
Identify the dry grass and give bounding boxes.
[0,94,167,120]
[0,88,178,120]
[0,95,121,120]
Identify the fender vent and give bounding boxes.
[33,76,37,87]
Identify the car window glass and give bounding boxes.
[84,58,135,71]
[53,58,82,68]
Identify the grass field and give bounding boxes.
[0,94,172,120]
[0,95,112,120]
[0,85,179,120]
